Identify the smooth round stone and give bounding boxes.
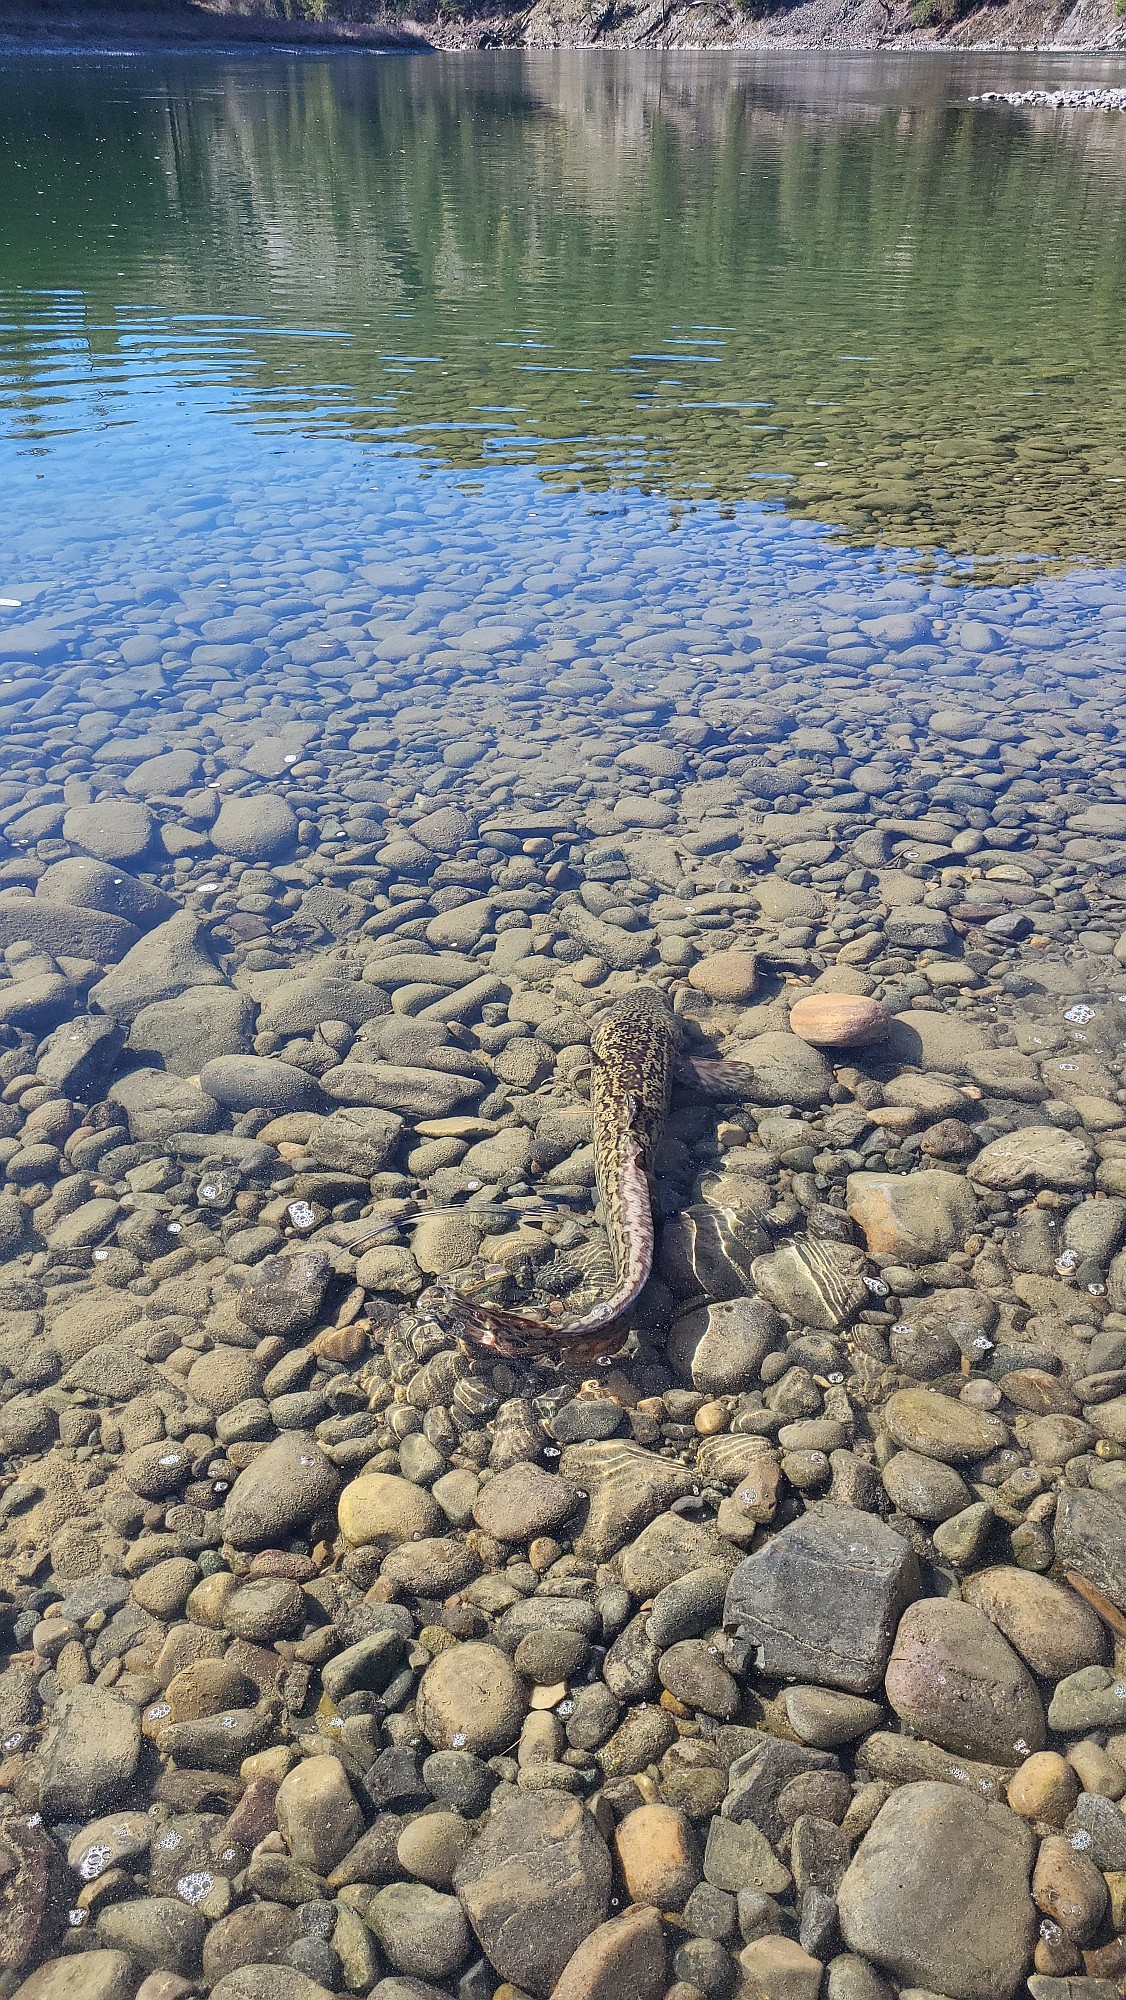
[63,799,155,863]
[185,1345,265,1416]
[416,1641,528,1756]
[962,1566,1109,1680]
[408,805,474,855]
[164,1657,256,1723]
[223,1578,306,1643]
[668,1296,781,1396]
[788,993,891,1048]
[688,949,760,1002]
[130,1556,199,1619]
[113,1427,186,1514]
[835,1781,1037,2000]
[781,1687,885,1750]
[211,794,299,862]
[881,1450,971,1523]
[885,1598,1046,1764]
[883,1388,1009,1464]
[11,1954,139,2000]
[396,1811,473,1889]
[1032,1832,1108,1942]
[222,1431,341,1549]
[338,1472,442,1547]
[430,1469,479,1526]
[1007,1751,1080,1826]
[199,1055,321,1114]
[970,1125,1095,1193]
[513,1629,589,1683]
[614,1802,701,1911]
[275,1755,364,1875]
[547,1397,624,1443]
[367,1882,471,1981]
[380,1536,480,1597]
[657,1640,740,1720]
[471,1463,582,1544]
[67,1811,155,1878]
[422,1750,495,1817]
[94,1898,205,1974]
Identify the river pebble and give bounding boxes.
[4,404,1126,2000]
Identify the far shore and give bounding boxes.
[1,0,1123,56]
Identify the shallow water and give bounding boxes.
[1,48,1126,1997]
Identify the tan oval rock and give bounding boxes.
[788,993,891,1049]
[962,1566,1109,1680]
[337,1471,441,1547]
[613,1802,700,1911]
[163,1657,256,1724]
[884,1387,1009,1465]
[1033,1831,1108,1942]
[275,1754,363,1876]
[885,1598,1045,1765]
[416,1640,527,1756]
[1007,1750,1079,1826]
[688,949,759,1003]
[550,1904,667,2000]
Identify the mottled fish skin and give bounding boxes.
[443,984,677,1361]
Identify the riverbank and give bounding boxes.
[1,0,1124,54]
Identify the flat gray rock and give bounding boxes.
[724,1501,920,1693]
[258,972,390,1034]
[321,1061,484,1116]
[38,1686,142,1818]
[838,1781,1036,2000]
[36,856,177,929]
[0,892,138,963]
[90,911,225,1021]
[454,1791,611,1997]
[1054,1486,1126,1613]
[222,1429,342,1548]
[559,1441,696,1561]
[128,985,255,1075]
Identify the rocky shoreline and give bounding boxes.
[0,559,1125,2000]
[974,87,1126,105]
[0,0,1125,55]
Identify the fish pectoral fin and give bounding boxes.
[687,1054,760,1099]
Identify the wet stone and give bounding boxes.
[222,1431,341,1549]
[837,1782,1037,2000]
[881,1449,971,1522]
[10,1955,139,2000]
[703,1816,791,1897]
[884,1387,1009,1464]
[724,1502,920,1693]
[94,1897,206,1975]
[471,1461,582,1542]
[38,1685,142,1818]
[667,1295,782,1394]
[275,1755,365,1875]
[962,1567,1109,1679]
[558,1439,695,1560]
[1053,1487,1126,1613]
[416,1640,528,1756]
[338,1471,442,1546]
[884,1597,1046,1765]
[553,1907,667,2000]
[846,1169,979,1263]
[236,1249,334,1337]
[453,1789,612,1997]
[970,1125,1096,1193]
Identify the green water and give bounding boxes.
[2,50,1125,576]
